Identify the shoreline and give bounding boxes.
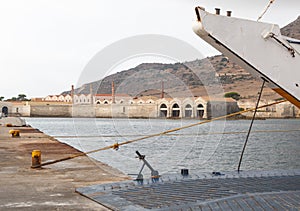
[0,120,129,210]
[22,115,300,120]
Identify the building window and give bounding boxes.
[160,104,167,117]
[1,106,8,117]
[172,103,180,117]
[185,104,192,118]
[197,104,204,118]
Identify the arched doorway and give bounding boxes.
[196,104,204,118]
[172,103,180,117]
[159,104,167,117]
[184,104,192,118]
[2,106,8,117]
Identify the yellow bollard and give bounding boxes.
[9,130,20,137]
[31,150,41,168]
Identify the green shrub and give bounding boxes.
[224,92,240,100]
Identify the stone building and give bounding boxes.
[4,95,300,119]
[0,101,30,117]
[156,97,239,119]
[94,94,131,105]
[0,102,12,117]
[238,100,300,118]
[70,95,239,119]
[157,97,206,118]
[44,94,72,103]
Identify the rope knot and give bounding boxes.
[112,142,119,150]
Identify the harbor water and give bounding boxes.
[25,118,300,177]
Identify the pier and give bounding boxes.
[0,123,127,210]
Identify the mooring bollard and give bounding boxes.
[31,150,41,168]
[9,130,20,137]
[181,169,189,176]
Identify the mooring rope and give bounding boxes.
[257,0,275,21]
[54,128,300,138]
[32,99,286,168]
[163,129,300,136]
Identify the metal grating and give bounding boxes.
[77,170,300,210]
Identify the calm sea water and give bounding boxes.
[25,118,300,177]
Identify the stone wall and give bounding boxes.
[72,104,158,118]
[7,98,299,119]
[126,104,158,118]
[30,105,71,117]
[207,101,240,119]
[238,101,299,118]
[12,104,31,117]
[30,104,159,118]
[72,105,96,117]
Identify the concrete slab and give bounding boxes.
[0,117,26,126]
[0,123,129,210]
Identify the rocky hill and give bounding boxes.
[63,16,299,102]
[63,55,275,101]
[281,16,300,39]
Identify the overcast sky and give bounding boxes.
[0,0,299,98]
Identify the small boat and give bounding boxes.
[193,7,300,108]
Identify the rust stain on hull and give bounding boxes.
[273,88,300,108]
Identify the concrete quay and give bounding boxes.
[0,124,128,210]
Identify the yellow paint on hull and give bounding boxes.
[272,88,300,108]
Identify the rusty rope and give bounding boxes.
[257,0,275,22]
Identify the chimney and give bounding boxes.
[112,81,115,104]
[161,80,164,99]
[227,11,232,17]
[89,84,93,105]
[71,85,74,104]
[215,8,220,15]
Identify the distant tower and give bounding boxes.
[112,81,116,104]
[71,85,74,104]
[161,80,164,99]
[89,84,93,105]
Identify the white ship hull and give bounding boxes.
[193,7,300,108]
